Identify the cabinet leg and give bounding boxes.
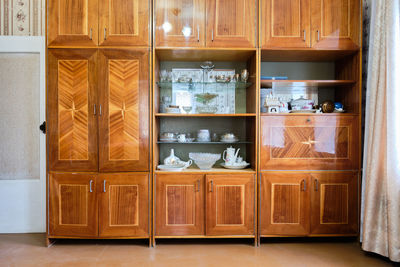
[46,237,55,248]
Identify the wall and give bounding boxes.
[0,0,45,36]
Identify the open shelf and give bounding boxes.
[155,47,256,61]
[260,113,357,116]
[261,49,359,62]
[260,80,356,88]
[155,113,256,117]
[155,166,256,174]
[157,81,252,89]
[157,141,252,144]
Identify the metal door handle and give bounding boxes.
[303,30,306,41]
[317,30,320,41]
[103,180,106,193]
[301,179,306,191]
[197,26,200,42]
[210,180,213,192]
[314,179,319,191]
[211,30,214,41]
[196,179,200,192]
[89,180,93,193]
[104,28,107,40]
[89,28,92,40]
[99,105,102,116]
[93,104,96,115]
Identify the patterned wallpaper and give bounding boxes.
[0,0,44,36]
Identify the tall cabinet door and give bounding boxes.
[99,0,150,46]
[155,0,206,47]
[49,172,98,237]
[311,0,360,49]
[261,0,311,48]
[206,174,255,236]
[206,0,256,47]
[98,49,149,172]
[310,172,358,235]
[260,173,310,236]
[48,49,98,172]
[48,0,98,46]
[155,174,204,236]
[98,173,149,237]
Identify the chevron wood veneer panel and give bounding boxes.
[58,60,89,161]
[108,60,140,161]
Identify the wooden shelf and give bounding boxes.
[155,113,256,117]
[260,113,358,116]
[157,141,252,144]
[260,80,356,88]
[261,49,359,62]
[155,47,256,61]
[155,167,256,174]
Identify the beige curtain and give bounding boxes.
[361,0,400,262]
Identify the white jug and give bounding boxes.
[222,146,240,165]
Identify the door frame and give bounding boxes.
[0,36,46,233]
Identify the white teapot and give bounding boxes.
[222,146,240,165]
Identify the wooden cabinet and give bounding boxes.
[261,0,360,49]
[155,0,255,48]
[260,115,359,171]
[155,173,255,236]
[48,49,99,172]
[155,0,205,47]
[98,173,149,237]
[311,0,360,49]
[98,49,150,172]
[155,174,205,236]
[206,0,256,47]
[49,172,98,237]
[48,0,98,46]
[260,173,310,236]
[206,174,255,235]
[99,0,150,46]
[48,0,149,47]
[261,0,310,48]
[260,172,358,236]
[310,172,358,235]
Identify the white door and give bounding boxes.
[0,36,46,233]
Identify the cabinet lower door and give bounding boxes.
[155,0,205,47]
[206,174,255,236]
[99,0,150,46]
[261,0,311,48]
[156,174,204,236]
[48,49,98,172]
[98,173,149,237]
[310,0,360,49]
[48,0,98,46]
[49,172,98,237]
[98,49,149,172]
[310,172,358,235]
[260,173,310,236]
[206,0,255,47]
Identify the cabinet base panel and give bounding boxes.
[47,236,150,240]
[260,234,358,238]
[155,235,255,239]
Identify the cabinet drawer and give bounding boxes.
[260,115,360,170]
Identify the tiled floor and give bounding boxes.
[0,234,396,266]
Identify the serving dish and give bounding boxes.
[221,163,250,169]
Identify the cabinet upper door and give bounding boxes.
[155,174,205,236]
[260,115,359,170]
[48,49,98,172]
[98,49,150,172]
[48,0,98,47]
[155,0,206,47]
[311,0,360,49]
[310,172,358,235]
[98,173,149,237]
[99,0,150,46]
[261,0,311,48]
[49,172,98,237]
[206,174,255,236]
[206,0,256,47]
[260,172,310,236]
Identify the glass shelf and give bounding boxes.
[157,141,252,144]
[157,81,252,89]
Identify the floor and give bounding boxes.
[0,234,396,267]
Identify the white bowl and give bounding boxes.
[189,153,221,170]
